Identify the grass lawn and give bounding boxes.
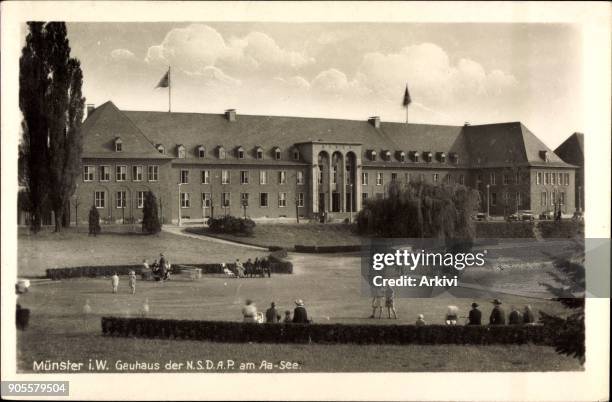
[18,228,268,277]
[187,222,364,249]
[15,246,581,372]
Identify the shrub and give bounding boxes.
[142,191,161,234]
[88,205,101,236]
[357,182,479,250]
[294,245,361,253]
[101,316,556,345]
[538,221,584,239]
[207,215,256,236]
[475,222,535,238]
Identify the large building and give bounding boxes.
[74,101,578,224]
[554,132,584,212]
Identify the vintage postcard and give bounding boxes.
[1,1,609,401]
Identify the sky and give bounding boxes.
[64,22,584,149]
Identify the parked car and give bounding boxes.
[473,212,487,221]
[508,210,535,221]
[539,210,555,220]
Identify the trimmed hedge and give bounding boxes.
[476,222,535,238]
[538,221,584,238]
[294,244,362,253]
[46,265,143,280]
[46,258,293,279]
[207,215,255,236]
[101,316,555,345]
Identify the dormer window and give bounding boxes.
[273,147,281,160]
[255,146,264,160]
[425,152,433,162]
[218,146,226,159]
[383,150,391,161]
[450,152,458,164]
[114,137,123,152]
[369,150,377,161]
[293,149,300,161]
[237,146,245,159]
[540,150,550,162]
[412,151,419,162]
[197,146,206,158]
[156,144,165,154]
[438,152,446,163]
[398,151,406,162]
[177,144,186,159]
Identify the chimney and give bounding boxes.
[225,109,236,122]
[86,104,95,117]
[368,116,380,129]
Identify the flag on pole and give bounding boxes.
[156,69,170,88]
[402,84,412,106]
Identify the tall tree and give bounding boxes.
[19,22,85,232]
[19,22,50,232]
[142,191,161,234]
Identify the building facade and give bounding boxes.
[73,101,578,224]
[554,132,584,212]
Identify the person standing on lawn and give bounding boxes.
[385,286,397,319]
[467,302,482,325]
[262,258,271,278]
[370,286,384,319]
[128,271,137,295]
[508,306,523,325]
[111,273,119,294]
[292,299,309,323]
[489,299,506,325]
[245,258,254,278]
[242,299,258,323]
[523,305,536,324]
[265,302,281,323]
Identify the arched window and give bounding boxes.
[255,146,264,160]
[273,147,281,160]
[197,146,206,158]
[218,146,226,159]
[237,146,245,159]
[156,144,165,154]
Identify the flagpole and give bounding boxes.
[168,66,171,113]
[406,106,408,124]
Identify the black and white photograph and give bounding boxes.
[1,2,609,401]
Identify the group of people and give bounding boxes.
[242,299,311,324]
[370,286,397,319]
[228,258,272,278]
[110,271,137,295]
[415,299,536,326]
[142,253,171,281]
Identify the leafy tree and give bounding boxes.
[19,22,85,233]
[88,205,101,236]
[357,181,480,245]
[142,191,161,234]
[539,240,585,363]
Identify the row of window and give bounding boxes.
[181,169,304,185]
[180,192,305,209]
[158,143,300,161]
[535,172,571,186]
[540,191,567,207]
[93,190,307,210]
[94,190,148,209]
[368,150,459,164]
[476,172,522,185]
[359,172,465,186]
[84,165,158,182]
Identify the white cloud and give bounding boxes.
[194,66,242,87]
[110,48,136,61]
[145,24,314,77]
[274,75,311,90]
[353,42,518,107]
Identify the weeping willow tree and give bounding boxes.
[357,181,481,247]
